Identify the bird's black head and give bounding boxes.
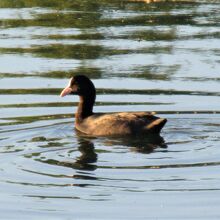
[60,75,96,98]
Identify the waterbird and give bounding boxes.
[60,75,167,136]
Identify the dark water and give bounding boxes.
[0,0,220,219]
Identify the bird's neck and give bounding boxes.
[75,95,94,122]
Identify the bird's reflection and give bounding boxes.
[76,133,167,168]
[116,134,167,154]
[40,139,98,172]
[74,138,97,171]
[77,131,167,154]
[41,133,167,173]
[101,134,167,154]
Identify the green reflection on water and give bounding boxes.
[0,13,195,28]
[44,33,105,40]
[0,68,102,79]
[0,0,201,9]
[0,0,199,29]
[0,44,172,59]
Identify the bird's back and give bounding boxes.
[75,112,167,136]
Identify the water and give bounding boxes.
[0,0,220,219]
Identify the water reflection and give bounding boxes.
[37,138,97,171]
[101,134,167,154]
[1,0,220,218]
[37,132,167,173]
[75,139,97,170]
[123,135,167,153]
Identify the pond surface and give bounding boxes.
[0,0,220,219]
